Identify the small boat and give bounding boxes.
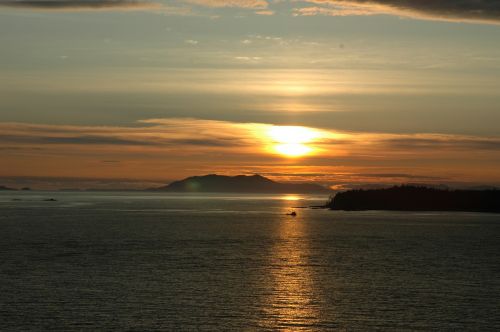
[286,211,297,217]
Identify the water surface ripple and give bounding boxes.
[0,192,499,330]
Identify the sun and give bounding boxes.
[267,126,321,157]
[274,143,312,157]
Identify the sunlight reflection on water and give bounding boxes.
[1,192,499,330]
[257,202,331,330]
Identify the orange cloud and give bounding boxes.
[1,119,499,186]
[183,0,268,9]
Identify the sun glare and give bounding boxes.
[267,126,321,158]
[275,143,312,157]
[268,126,320,144]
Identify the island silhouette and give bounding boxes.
[0,185,16,191]
[153,174,331,194]
[325,185,500,213]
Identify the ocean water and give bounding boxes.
[0,191,499,331]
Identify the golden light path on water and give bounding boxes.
[257,198,325,329]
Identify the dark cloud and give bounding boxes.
[257,172,443,182]
[0,134,245,148]
[385,137,500,151]
[170,138,247,147]
[43,135,156,145]
[0,146,43,151]
[261,172,333,177]
[368,0,500,22]
[304,0,500,24]
[357,173,443,180]
[0,134,157,146]
[0,0,159,10]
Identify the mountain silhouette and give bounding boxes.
[326,185,500,212]
[154,174,331,194]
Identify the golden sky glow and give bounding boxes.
[1,119,499,189]
[0,2,499,189]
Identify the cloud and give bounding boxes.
[3,0,499,22]
[2,119,500,188]
[259,171,442,180]
[255,9,273,15]
[355,173,443,180]
[295,0,500,24]
[0,0,162,10]
[2,119,500,154]
[0,118,268,150]
[183,0,268,9]
[383,136,500,151]
[0,134,157,146]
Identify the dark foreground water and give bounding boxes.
[0,192,499,331]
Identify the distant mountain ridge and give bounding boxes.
[154,174,331,194]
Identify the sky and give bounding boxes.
[1,0,500,190]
